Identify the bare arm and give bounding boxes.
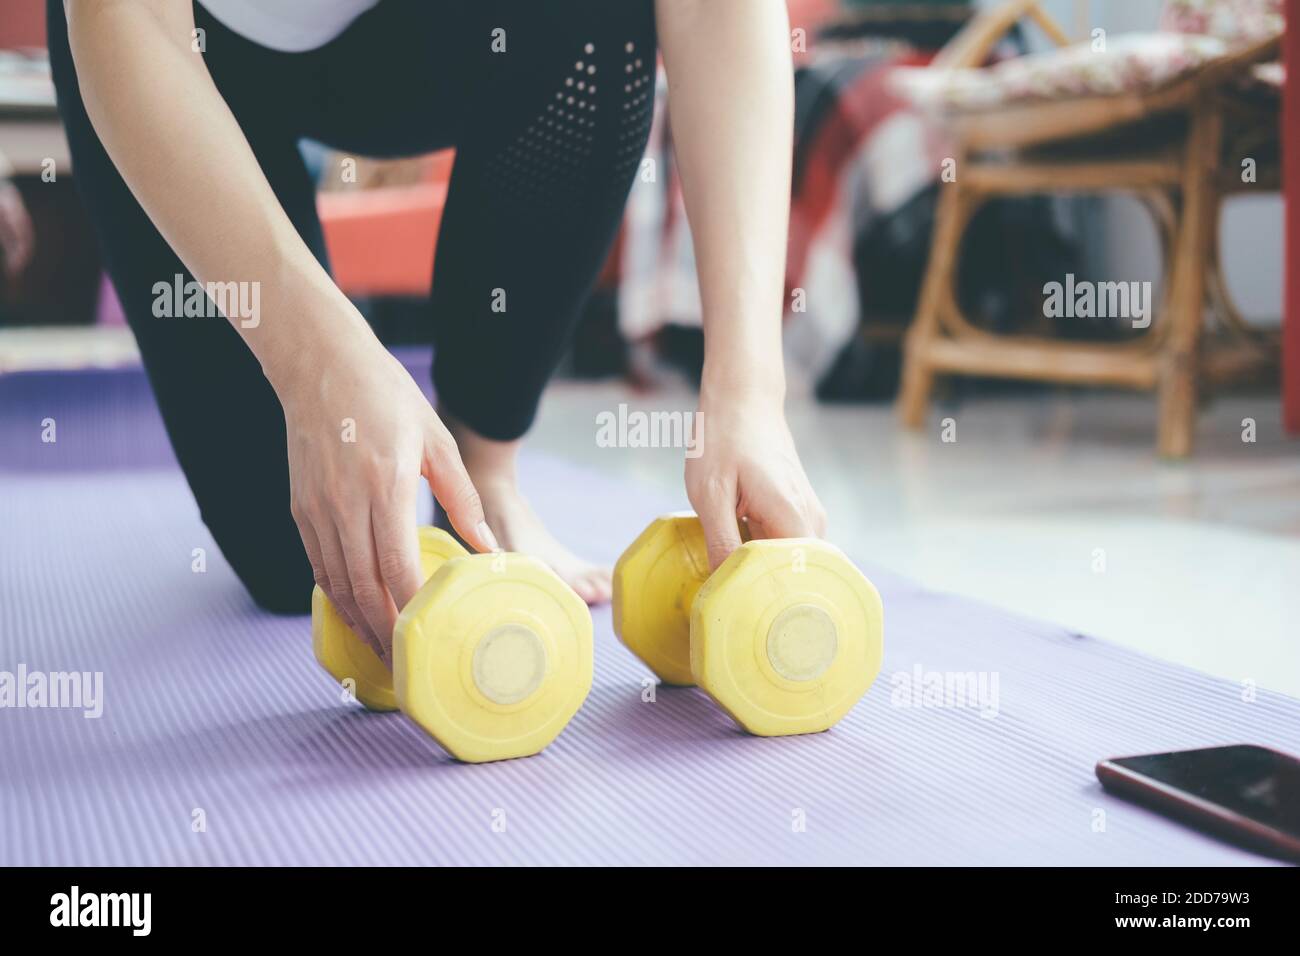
[656,0,791,389]
[67,0,494,653]
[68,0,346,381]
[656,0,825,566]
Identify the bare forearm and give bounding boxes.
[656,0,793,395]
[67,0,371,390]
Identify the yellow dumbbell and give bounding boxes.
[313,526,466,711]
[610,513,755,686]
[610,513,710,686]
[313,527,593,763]
[613,514,883,736]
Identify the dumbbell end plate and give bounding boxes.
[394,553,593,763]
[691,538,884,737]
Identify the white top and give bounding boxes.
[200,0,381,52]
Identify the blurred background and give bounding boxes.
[1,0,1296,693]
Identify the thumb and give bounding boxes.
[423,430,500,554]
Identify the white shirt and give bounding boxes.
[200,0,381,52]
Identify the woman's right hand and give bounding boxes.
[64,0,497,657]
[277,328,498,663]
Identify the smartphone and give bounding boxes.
[1096,744,1300,863]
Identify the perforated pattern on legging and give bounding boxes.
[489,38,655,211]
[616,40,655,182]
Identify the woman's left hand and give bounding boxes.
[685,387,827,571]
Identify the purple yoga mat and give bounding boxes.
[1,362,1297,865]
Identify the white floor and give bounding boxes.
[530,379,1300,698]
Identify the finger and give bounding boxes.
[337,512,399,661]
[696,483,744,571]
[423,429,499,554]
[371,476,423,618]
[317,520,384,658]
[294,506,361,635]
[751,495,817,541]
[291,502,330,598]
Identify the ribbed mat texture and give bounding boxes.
[2,364,1296,865]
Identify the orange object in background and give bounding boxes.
[318,182,447,298]
[0,0,45,48]
[317,151,453,298]
[319,148,627,299]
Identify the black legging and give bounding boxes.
[48,0,656,613]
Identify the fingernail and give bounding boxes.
[477,521,501,552]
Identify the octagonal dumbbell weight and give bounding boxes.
[313,527,593,763]
[613,513,883,736]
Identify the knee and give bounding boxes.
[243,572,313,616]
[203,513,314,615]
[232,550,313,615]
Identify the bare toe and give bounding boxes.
[584,568,613,605]
[570,574,601,605]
